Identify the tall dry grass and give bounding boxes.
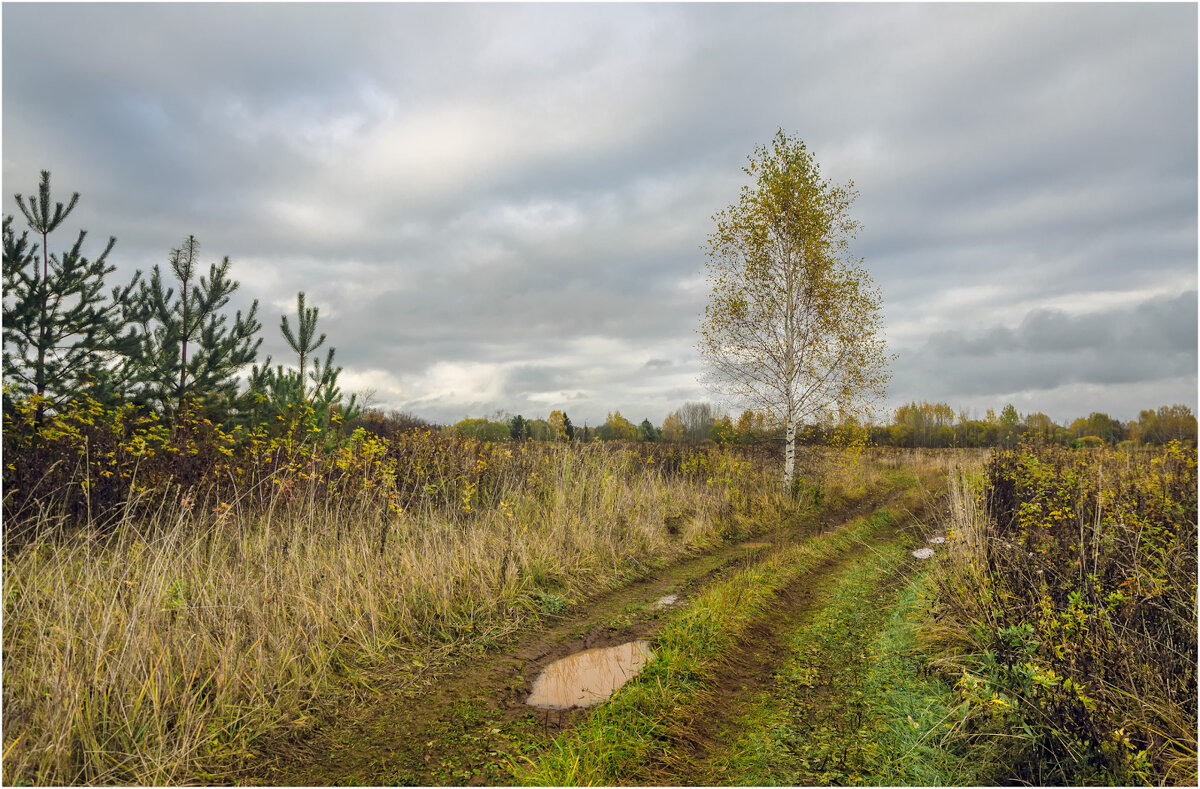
[3,430,790,785]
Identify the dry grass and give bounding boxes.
[3,440,790,785]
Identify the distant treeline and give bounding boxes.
[868,401,1197,449]
[357,400,1197,450]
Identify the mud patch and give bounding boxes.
[527,640,654,709]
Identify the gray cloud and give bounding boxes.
[3,3,1195,425]
[892,292,1197,420]
[930,292,1196,362]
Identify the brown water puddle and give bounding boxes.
[526,640,654,709]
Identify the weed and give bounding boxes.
[536,592,567,617]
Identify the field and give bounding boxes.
[2,398,1196,785]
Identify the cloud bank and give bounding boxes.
[3,3,1195,424]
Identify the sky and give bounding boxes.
[3,2,1196,427]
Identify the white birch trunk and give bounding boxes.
[783,414,797,490]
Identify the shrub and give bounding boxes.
[933,441,1197,784]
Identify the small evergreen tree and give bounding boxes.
[307,345,359,426]
[248,291,358,431]
[125,235,261,421]
[2,172,138,420]
[280,291,325,402]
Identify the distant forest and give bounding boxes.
[380,400,1197,450]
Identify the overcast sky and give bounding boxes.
[3,2,1196,426]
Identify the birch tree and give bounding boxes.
[547,410,569,441]
[699,131,890,490]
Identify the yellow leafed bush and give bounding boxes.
[930,441,1197,785]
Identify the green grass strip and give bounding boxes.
[710,539,907,785]
[855,573,997,786]
[710,543,992,786]
[510,509,894,786]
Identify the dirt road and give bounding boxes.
[239,476,953,786]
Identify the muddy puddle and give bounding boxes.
[526,640,654,709]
